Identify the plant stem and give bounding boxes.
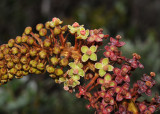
[85,73,99,90]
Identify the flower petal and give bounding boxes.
[108,65,114,71]
[69,62,76,68]
[90,53,97,61]
[81,46,88,53]
[78,69,85,77]
[82,54,89,62]
[85,29,89,36]
[95,62,103,69]
[90,45,97,53]
[102,58,109,65]
[99,69,106,77]
[68,69,74,76]
[71,75,80,80]
[77,63,83,68]
[87,36,95,42]
[104,73,112,83]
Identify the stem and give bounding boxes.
[30,32,43,47]
[50,29,57,46]
[88,83,98,92]
[78,40,82,52]
[59,33,65,47]
[74,38,78,50]
[85,73,99,90]
[14,44,21,49]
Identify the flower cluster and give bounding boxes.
[0,17,159,114]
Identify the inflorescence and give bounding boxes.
[0,17,159,114]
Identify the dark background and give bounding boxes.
[0,0,160,114]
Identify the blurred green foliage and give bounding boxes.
[0,0,159,114]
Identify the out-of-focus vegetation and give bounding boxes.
[0,0,159,114]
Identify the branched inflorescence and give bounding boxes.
[0,17,159,114]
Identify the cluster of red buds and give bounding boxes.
[0,17,159,114]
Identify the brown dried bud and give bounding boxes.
[39,50,47,59]
[0,68,7,75]
[36,23,44,31]
[29,67,37,73]
[27,37,34,45]
[30,60,38,68]
[37,62,45,70]
[53,46,61,55]
[20,56,28,64]
[11,47,19,55]
[25,27,32,34]
[45,21,50,29]
[39,28,47,36]
[15,36,22,44]
[23,64,30,71]
[116,35,122,40]
[55,68,63,76]
[50,57,59,65]
[22,35,28,43]
[20,46,27,54]
[12,55,20,63]
[46,65,55,74]
[29,48,37,57]
[5,54,12,61]
[15,63,22,70]
[53,27,61,35]
[150,72,155,77]
[8,39,15,47]
[3,47,10,55]
[0,52,4,59]
[59,58,69,67]
[7,61,14,68]
[43,39,51,47]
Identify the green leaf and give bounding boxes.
[90,53,97,61]
[78,69,85,77]
[95,63,103,69]
[81,46,89,53]
[108,65,114,71]
[99,69,106,77]
[69,62,76,68]
[90,46,97,53]
[82,54,89,62]
[102,58,109,65]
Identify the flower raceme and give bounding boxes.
[0,17,159,114]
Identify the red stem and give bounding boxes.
[85,73,99,90]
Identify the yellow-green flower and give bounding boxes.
[76,27,89,40]
[64,62,85,88]
[81,45,97,62]
[68,22,82,34]
[49,17,63,28]
[95,58,114,77]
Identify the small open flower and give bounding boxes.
[68,22,82,34]
[87,29,104,42]
[95,58,114,77]
[50,17,63,28]
[68,62,85,77]
[76,26,89,39]
[65,62,85,88]
[81,45,97,62]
